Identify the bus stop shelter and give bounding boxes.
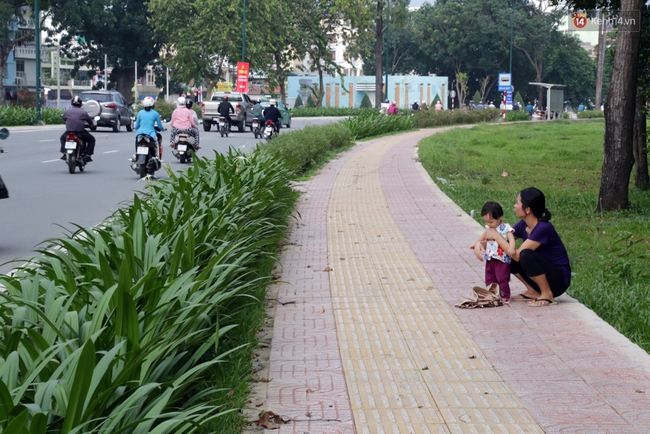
[529,82,566,120]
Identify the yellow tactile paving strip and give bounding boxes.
[326,133,544,433]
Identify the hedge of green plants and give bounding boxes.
[263,123,352,175]
[577,110,605,119]
[290,107,377,117]
[413,108,501,127]
[0,149,297,433]
[341,110,414,140]
[0,106,65,126]
[505,110,531,122]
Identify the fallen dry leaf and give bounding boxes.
[306,388,314,393]
[254,411,291,429]
[256,402,264,407]
[422,366,429,371]
[227,389,234,398]
[501,171,509,177]
[426,286,434,290]
[468,355,476,359]
[316,308,326,314]
[324,267,332,272]
[407,278,414,281]
[636,389,645,394]
[340,257,345,260]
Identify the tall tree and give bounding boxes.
[48,0,160,101]
[555,0,647,211]
[0,1,51,105]
[598,1,643,210]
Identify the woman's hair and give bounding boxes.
[481,201,503,220]
[520,187,552,221]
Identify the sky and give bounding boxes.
[409,0,431,7]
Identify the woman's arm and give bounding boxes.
[509,238,541,262]
[506,231,517,257]
[469,231,487,261]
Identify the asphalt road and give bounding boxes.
[0,117,341,274]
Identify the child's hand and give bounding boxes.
[471,243,485,261]
[507,247,516,257]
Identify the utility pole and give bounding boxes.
[384,0,390,101]
[56,44,60,109]
[35,0,41,122]
[242,0,247,62]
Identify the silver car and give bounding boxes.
[80,90,134,132]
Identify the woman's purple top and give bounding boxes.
[513,220,571,287]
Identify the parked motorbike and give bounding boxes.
[252,118,262,139]
[171,130,197,164]
[63,118,98,174]
[263,120,278,142]
[131,127,163,178]
[0,128,8,200]
[219,116,229,138]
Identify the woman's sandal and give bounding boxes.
[528,298,558,307]
[511,294,535,301]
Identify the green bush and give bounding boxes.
[306,95,317,108]
[577,110,605,119]
[514,91,525,106]
[360,93,373,108]
[413,108,501,127]
[0,149,296,433]
[262,123,352,174]
[432,93,441,105]
[134,99,179,121]
[506,110,531,122]
[472,91,481,105]
[342,110,414,140]
[291,107,377,117]
[0,106,65,126]
[294,94,303,108]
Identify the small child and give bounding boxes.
[470,201,516,302]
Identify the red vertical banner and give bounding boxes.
[236,62,250,93]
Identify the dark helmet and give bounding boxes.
[223,95,229,101]
[185,98,193,109]
[71,96,83,107]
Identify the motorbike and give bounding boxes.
[263,120,278,142]
[0,128,8,200]
[252,118,262,139]
[131,127,163,179]
[219,116,229,138]
[63,118,98,174]
[171,130,197,164]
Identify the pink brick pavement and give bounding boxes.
[261,130,650,434]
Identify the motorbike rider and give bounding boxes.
[252,98,264,121]
[263,99,282,133]
[60,95,97,161]
[134,96,165,159]
[217,95,234,130]
[169,97,200,151]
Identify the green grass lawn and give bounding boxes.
[418,119,650,353]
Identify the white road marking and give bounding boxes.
[39,139,56,142]
[42,159,62,163]
[103,150,119,154]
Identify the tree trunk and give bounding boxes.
[0,41,15,106]
[597,1,643,211]
[633,88,649,189]
[113,67,136,103]
[374,2,384,108]
[595,8,607,110]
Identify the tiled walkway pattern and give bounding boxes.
[264,129,650,434]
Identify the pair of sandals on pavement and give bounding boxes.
[511,293,557,307]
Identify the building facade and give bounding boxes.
[286,74,449,109]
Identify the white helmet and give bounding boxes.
[177,96,186,105]
[143,96,155,108]
[269,99,276,105]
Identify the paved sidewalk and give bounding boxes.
[260,129,650,433]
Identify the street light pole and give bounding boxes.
[509,0,514,75]
[35,0,41,122]
[242,0,246,62]
[384,0,390,101]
